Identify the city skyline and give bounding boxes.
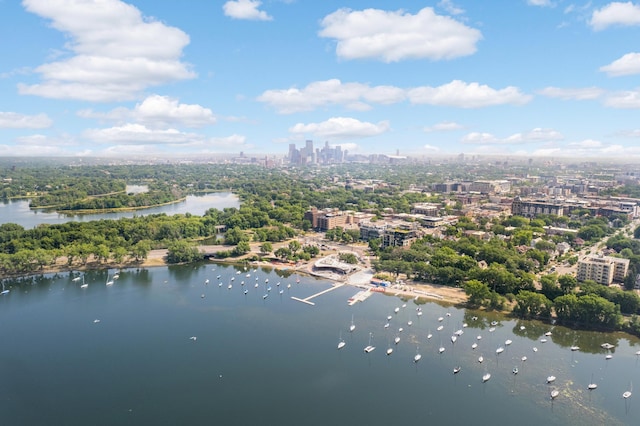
[2,1,640,158]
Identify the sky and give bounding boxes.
[1,0,640,159]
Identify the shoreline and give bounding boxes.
[2,248,469,306]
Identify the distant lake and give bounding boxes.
[0,265,639,425]
[0,192,240,228]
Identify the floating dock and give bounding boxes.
[348,289,373,306]
[291,284,344,306]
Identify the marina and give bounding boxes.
[1,264,639,425]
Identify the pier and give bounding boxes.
[348,289,373,306]
[291,283,344,306]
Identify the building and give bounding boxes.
[411,202,440,216]
[576,255,629,285]
[359,221,418,248]
[304,207,356,231]
[511,197,564,217]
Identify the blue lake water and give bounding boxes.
[0,192,240,228]
[1,264,639,425]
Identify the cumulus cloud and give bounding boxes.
[259,79,528,112]
[289,117,390,139]
[19,0,194,102]
[590,2,640,30]
[600,52,640,76]
[424,121,463,132]
[537,86,605,100]
[408,80,531,108]
[604,89,640,108]
[77,95,216,128]
[257,79,406,114]
[461,128,563,144]
[318,7,481,62]
[83,124,203,145]
[223,0,272,21]
[423,144,441,151]
[0,112,52,129]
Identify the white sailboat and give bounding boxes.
[482,372,491,383]
[546,375,556,384]
[364,332,375,353]
[623,381,632,399]
[587,372,597,390]
[349,315,356,332]
[1,282,10,295]
[337,332,346,350]
[414,347,422,363]
[550,389,559,400]
[105,272,114,286]
[80,275,88,289]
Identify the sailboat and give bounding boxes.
[482,372,491,383]
[413,346,422,363]
[349,315,356,333]
[337,332,346,350]
[80,274,88,289]
[364,332,375,353]
[105,272,114,286]
[550,389,559,400]
[623,382,632,399]
[546,375,556,384]
[1,282,9,295]
[588,373,597,390]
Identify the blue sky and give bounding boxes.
[1,0,640,159]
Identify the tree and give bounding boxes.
[288,240,301,253]
[232,241,251,256]
[260,242,273,255]
[166,240,203,264]
[513,290,552,319]
[463,279,490,307]
[558,274,578,294]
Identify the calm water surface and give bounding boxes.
[1,265,639,425]
[0,192,240,228]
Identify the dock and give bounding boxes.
[291,284,344,306]
[348,289,373,306]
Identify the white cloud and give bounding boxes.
[424,121,463,132]
[77,95,216,128]
[568,139,603,149]
[223,0,272,21]
[437,0,464,15]
[604,89,640,108]
[600,52,640,76]
[0,112,52,129]
[537,86,605,100]
[590,2,640,30]
[19,0,194,102]
[318,7,481,62]
[257,79,406,114]
[423,144,441,151]
[83,124,203,145]
[527,0,554,7]
[289,117,390,139]
[260,79,529,112]
[408,80,531,107]
[461,128,563,145]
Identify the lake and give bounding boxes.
[0,192,240,228]
[1,264,639,425]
